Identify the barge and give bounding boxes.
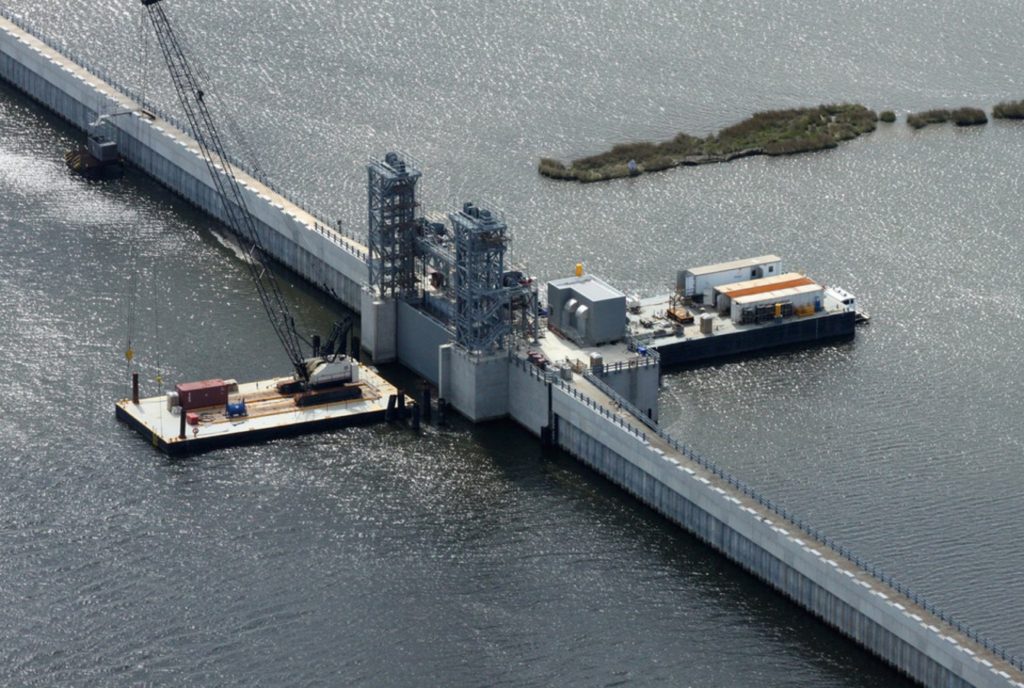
[545,257,865,369]
[115,358,402,456]
[629,256,864,365]
[630,293,856,366]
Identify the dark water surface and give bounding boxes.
[2,0,1023,684]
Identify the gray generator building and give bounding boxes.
[547,275,627,346]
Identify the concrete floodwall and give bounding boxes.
[591,357,660,422]
[0,15,367,312]
[508,356,550,436]
[4,14,1022,687]
[439,347,509,422]
[396,301,452,383]
[551,384,1018,688]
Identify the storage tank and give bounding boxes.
[699,313,714,335]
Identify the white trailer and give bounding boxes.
[730,283,823,324]
[676,255,783,300]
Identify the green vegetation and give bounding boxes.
[952,107,987,126]
[539,104,878,183]
[879,110,896,123]
[993,100,1024,119]
[907,107,988,129]
[907,109,950,129]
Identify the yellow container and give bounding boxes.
[575,263,584,277]
[774,302,782,318]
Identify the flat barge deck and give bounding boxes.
[629,291,860,366]
[115,365,400,456]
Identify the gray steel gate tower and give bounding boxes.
[367,152,421,298]
[451,203,511,352]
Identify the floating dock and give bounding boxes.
[115,365,399,456]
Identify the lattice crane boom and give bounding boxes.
[141,0,310,381]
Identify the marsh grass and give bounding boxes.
[907,109,951,129]
[993,100,1024,120]
[951,107,987,126]
[539,104,877,182]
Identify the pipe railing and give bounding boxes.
[542,350,1024,670]
[582,369,659,432]
[0,5,369,261]
[648,419,1023,670]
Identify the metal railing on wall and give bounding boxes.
[0,3,369,262]
[583,358,1023,670]
[582,368,659,432]
[516,346,1019,667]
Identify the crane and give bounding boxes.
[140,0,349,388]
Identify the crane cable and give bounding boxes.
[136,8,144,105]
[123,212,139,396]
[124,5,149,397]
[139,5,165,399]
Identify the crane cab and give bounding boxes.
[306,356,358,389]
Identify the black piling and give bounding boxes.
[421,385,432,423]
[178,409,186,440]
[132,371,139,404]
[411,403,421,433]
[385,394,396,422]
[437,398,447,426]
[541,425,553,447]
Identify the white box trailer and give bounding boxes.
[714,272,814,313]
[730,283,823,324]
[676,255,782,299]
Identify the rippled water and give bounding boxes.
[2,0,1024,684]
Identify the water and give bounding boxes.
[2,0,1023,684]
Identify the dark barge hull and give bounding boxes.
[652,310,856,366]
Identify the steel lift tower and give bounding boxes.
[450,203,513,352]
[368,152,421,298]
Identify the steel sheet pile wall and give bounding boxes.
[550,383,1022,688]
[0,13,367,311]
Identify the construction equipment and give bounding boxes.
[140,0,343,387]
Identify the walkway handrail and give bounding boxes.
[0,4,370,261]
[646,419,1024,670]
[508,352,649,443]
[582,369,659,432]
